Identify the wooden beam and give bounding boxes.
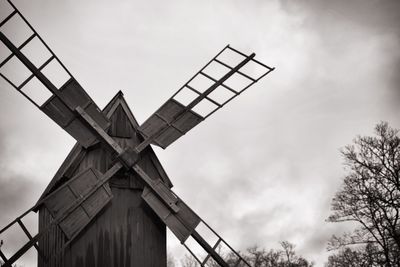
[191,230,229,267]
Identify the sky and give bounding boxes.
[0,0,400,266]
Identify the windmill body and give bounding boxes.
[0,1,274,266]
[37,93,169,267]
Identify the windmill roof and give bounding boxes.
[35,91,172,207]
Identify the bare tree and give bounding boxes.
[180,243,313,267]
[280,241,296,265]
[325,243,384,267]
[327,122,400,266]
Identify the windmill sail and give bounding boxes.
[137,45,274,150]
[142,187,252,267]
[0,0,109,149]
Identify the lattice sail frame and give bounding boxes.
[138,45,274,149]
[0,0,109,149]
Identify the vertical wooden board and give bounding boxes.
[133,190,145,267]
[128,192,142,266]
[63,148,87,180]
[109,187,119,267]
[143,201,152,267]
[142,194,167,267]
[69,222,87,267]
[38,207,66,267]
[137,153,162,181]
[95,193,112,267]
[38,209,46,267]
[75,145,113,174]
[55,217,64,267]
[69,169,98,197]
[128,172,144,189]
[59,206,90,239]
[77,211,100,267]
[100,147,114,173]
[44,186,76,218]
[108,105,135,138]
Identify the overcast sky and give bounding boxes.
[0,0,400,266]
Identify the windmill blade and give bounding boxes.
[0,163,122,267]
[0,0,109,149]
[36,164,122,240]
[137,45,274,150]
[141,186,251,267]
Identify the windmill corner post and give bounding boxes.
[0,1,274,267]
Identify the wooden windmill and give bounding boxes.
[0,1,274,266]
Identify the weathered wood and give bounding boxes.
[191,231,229,267]
[76,106,124,154]
[142,187,200,243]
[39,94,168,267]
[59,207,90,240]
[37,92,173,203]
[37,164,120,242]
[202,238,222,265]
[133,165,180,212]
[44,186,76,218]
[136,48,257,151]
[108,105,135,138]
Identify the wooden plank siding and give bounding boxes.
[38,92,168,267]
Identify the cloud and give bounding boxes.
[1,1,400,267]
[280,0,400,104]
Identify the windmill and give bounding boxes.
[0,1,274,266]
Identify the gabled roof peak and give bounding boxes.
[35,91,172,206]
[103,90,139,129]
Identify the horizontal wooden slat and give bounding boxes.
[199,71,238,94]
[0,33,37,69]
[185,85,222,107]
[214,58,256,82]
